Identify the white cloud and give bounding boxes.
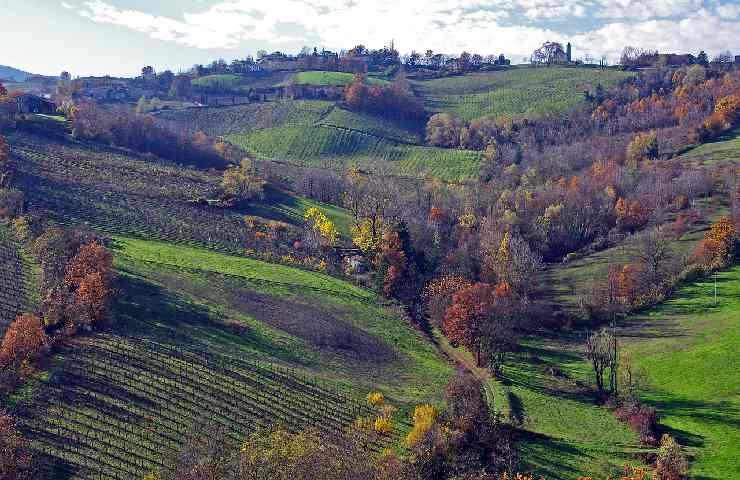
[65,0,740,63]
[716,2,740,18]
[594,0,704,19]
[573,9,740,61]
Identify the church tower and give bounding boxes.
[566,42,572,63]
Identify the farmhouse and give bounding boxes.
[16,94,57,114]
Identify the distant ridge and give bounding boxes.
[0,65,35,82]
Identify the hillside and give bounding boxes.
[622,265,740,478]
[6,130,355,250]
[0,64,34,82]
[411,67,634,121]
[4,133,453,478]
[226,124,481,181]
[287,71,391,87]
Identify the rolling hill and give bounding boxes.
[4,132,454,479]
[410,67,634,121]
[0,64,34,82]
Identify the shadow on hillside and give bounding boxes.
[502,343,597,404]
[125,263,397,367]
[648,394,740,448]
[516,431,588,479]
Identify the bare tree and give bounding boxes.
[585,328,618,395]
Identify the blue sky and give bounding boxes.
[3,0,740,77]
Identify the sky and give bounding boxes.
[3,0,740,77]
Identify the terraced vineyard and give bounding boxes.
[0,226,34,336]
[227,125,482,181]
[7,131,355,253]
[319,107,424,144]
[6,231,451,479]
[411,67,634,121]
[20,335,393,479]
[156,100,334,137]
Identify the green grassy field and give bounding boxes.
[289,71,390,87]
[622,265,740,479]
[542,196,727,319]
[226,125,482,181]
[192,74,244,90]
[677,127,740,166]
[411,67,634,121]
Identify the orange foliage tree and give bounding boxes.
[0,314,48,369]
[0,413,33,480]
[615,197,651,232]
[693,216,737,266]
[442,282,517,368]
[422,275,473,328]
[62,240,115,330]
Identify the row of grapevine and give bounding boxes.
[0,226,31,337]
[10,133,249,254]
[19,334,408,479]
[227,125,482,181]
[156,100,334,137]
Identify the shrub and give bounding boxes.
[654,434,688,480]
[0,413,33,480]
[404,404,439,447]
[373,416,393,435]
[615,400,658,446]
[367,391,385,406]
[0,314,48,369]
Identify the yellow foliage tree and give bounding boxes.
[404,404,439,447]
[221,158,265,201]
[351,218,384,255]
[304,207,339,246]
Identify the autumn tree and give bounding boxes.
[481,229,542,299]
[626,130,659,164]
[377,225,413,300]
[654,434,688,480]
[693,216,737,266]
[0,413,34,480]
[585,328,618,395]
[426,113,464,148]
[422,275,473,328]
[443,282,516,370]
[303,207,339,250]
[221,158,265,202]
[0,314,48,369]
[630,227,676,296]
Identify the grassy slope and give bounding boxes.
[192,74,243,89]
[289,71,390,87]
[677,126,740,166]
[226,125,482,181]
[319,107,425,144]
[411,67,634,121]
[155,100,334,137]
[15,236,452,478]
[623,265,740,479]
[543,196,727,319]
[6,132,453,477]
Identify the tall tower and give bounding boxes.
[566,42,572,63]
